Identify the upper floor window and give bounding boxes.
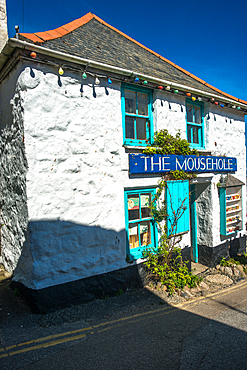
[186,100,204,149]
[122,85,153,146]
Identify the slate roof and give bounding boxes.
[19,13,246,104]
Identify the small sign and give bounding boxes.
[129,154,237,174]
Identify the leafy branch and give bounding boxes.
[143,178,200,294]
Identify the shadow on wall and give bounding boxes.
[11,220,149,313]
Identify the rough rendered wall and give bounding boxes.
[9,62,245,290]
[154,91,187,137]
[0,0,8,51]
[0,66,28,273]
[208,107,246,247]
[196,182,213,247]
[12,64,191,290]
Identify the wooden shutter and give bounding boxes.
[166,180,189,235]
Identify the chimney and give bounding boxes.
[0,0,8,51]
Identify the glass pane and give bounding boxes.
[129,222,139,249]
[186,104,193,123]
[192,126,199,144]
[141,193,151,218]
[137,92,148,116]
[128,195,139,220]
[136,118,146,140]
[125,117,135,139]
[194,106,201,124]
[125,90,136,114]
[187,125,192,143]
[140,221,151,246]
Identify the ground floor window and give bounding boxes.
[124,188,157,259]
[124,181,189,260]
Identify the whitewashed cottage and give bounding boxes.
[0,13,246,312]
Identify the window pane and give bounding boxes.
[128,195,139,220]
[137,92,148,116]
[194,106,201,124]
[125,117,135,139]
[136,118,146,140]
[186,104,193,123]
[125,90,136,114]
[129,222,139,249]
[140,221,151,246]
[141,193,151,218]
[187,125,192,143]
[192,126,199,144]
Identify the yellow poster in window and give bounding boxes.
[128,197,139,210]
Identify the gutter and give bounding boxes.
[1,38,247,109]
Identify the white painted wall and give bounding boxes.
[0,0,8,51]
[1,60,246,290]
[0,63,28,272]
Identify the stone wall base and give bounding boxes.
[11,263,148,313]
[198,235,246,267]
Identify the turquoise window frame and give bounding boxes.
[186,99,205,150]
[219,186,243,236]
[124,187,158,260]
[121,84,153,146]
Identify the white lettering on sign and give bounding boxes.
[162,157,170,171]
[151,156,162,171]
[176,158,186,171]
[133,155,235,174]
[175,157,234,172]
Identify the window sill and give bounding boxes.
[197,149,212,155]
[123,145,146,153]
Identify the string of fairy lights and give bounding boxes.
[28,51,246,112]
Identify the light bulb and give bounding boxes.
[82,72,87,79]
[165,86,171,90]
[30,52,36,58]
[134,76,139,82]
[158,86,163,90]
[186,93,191,97]
[143,80,148,85]
[174,89,178,93]
[95,76,100,85]
[108,78,112,84]
[192,96,196,101]
[59,67,64,75]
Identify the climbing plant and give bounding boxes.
[142,130,201,293]
[143,129,198,156]
[143,179,201,293]
[143,130,198,180]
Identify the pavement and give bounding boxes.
[1,262,247,369]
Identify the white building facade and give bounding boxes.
[0,13,246,311]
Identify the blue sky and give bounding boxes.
[6,0,247,102]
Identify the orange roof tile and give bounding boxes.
[20,33,44,43]
[20,13,94,43]
[19,12,247,105]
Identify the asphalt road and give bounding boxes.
[1,280,247,370]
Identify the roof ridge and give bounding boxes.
[19,13,247,105]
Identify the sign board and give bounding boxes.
[129,154,237,174]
